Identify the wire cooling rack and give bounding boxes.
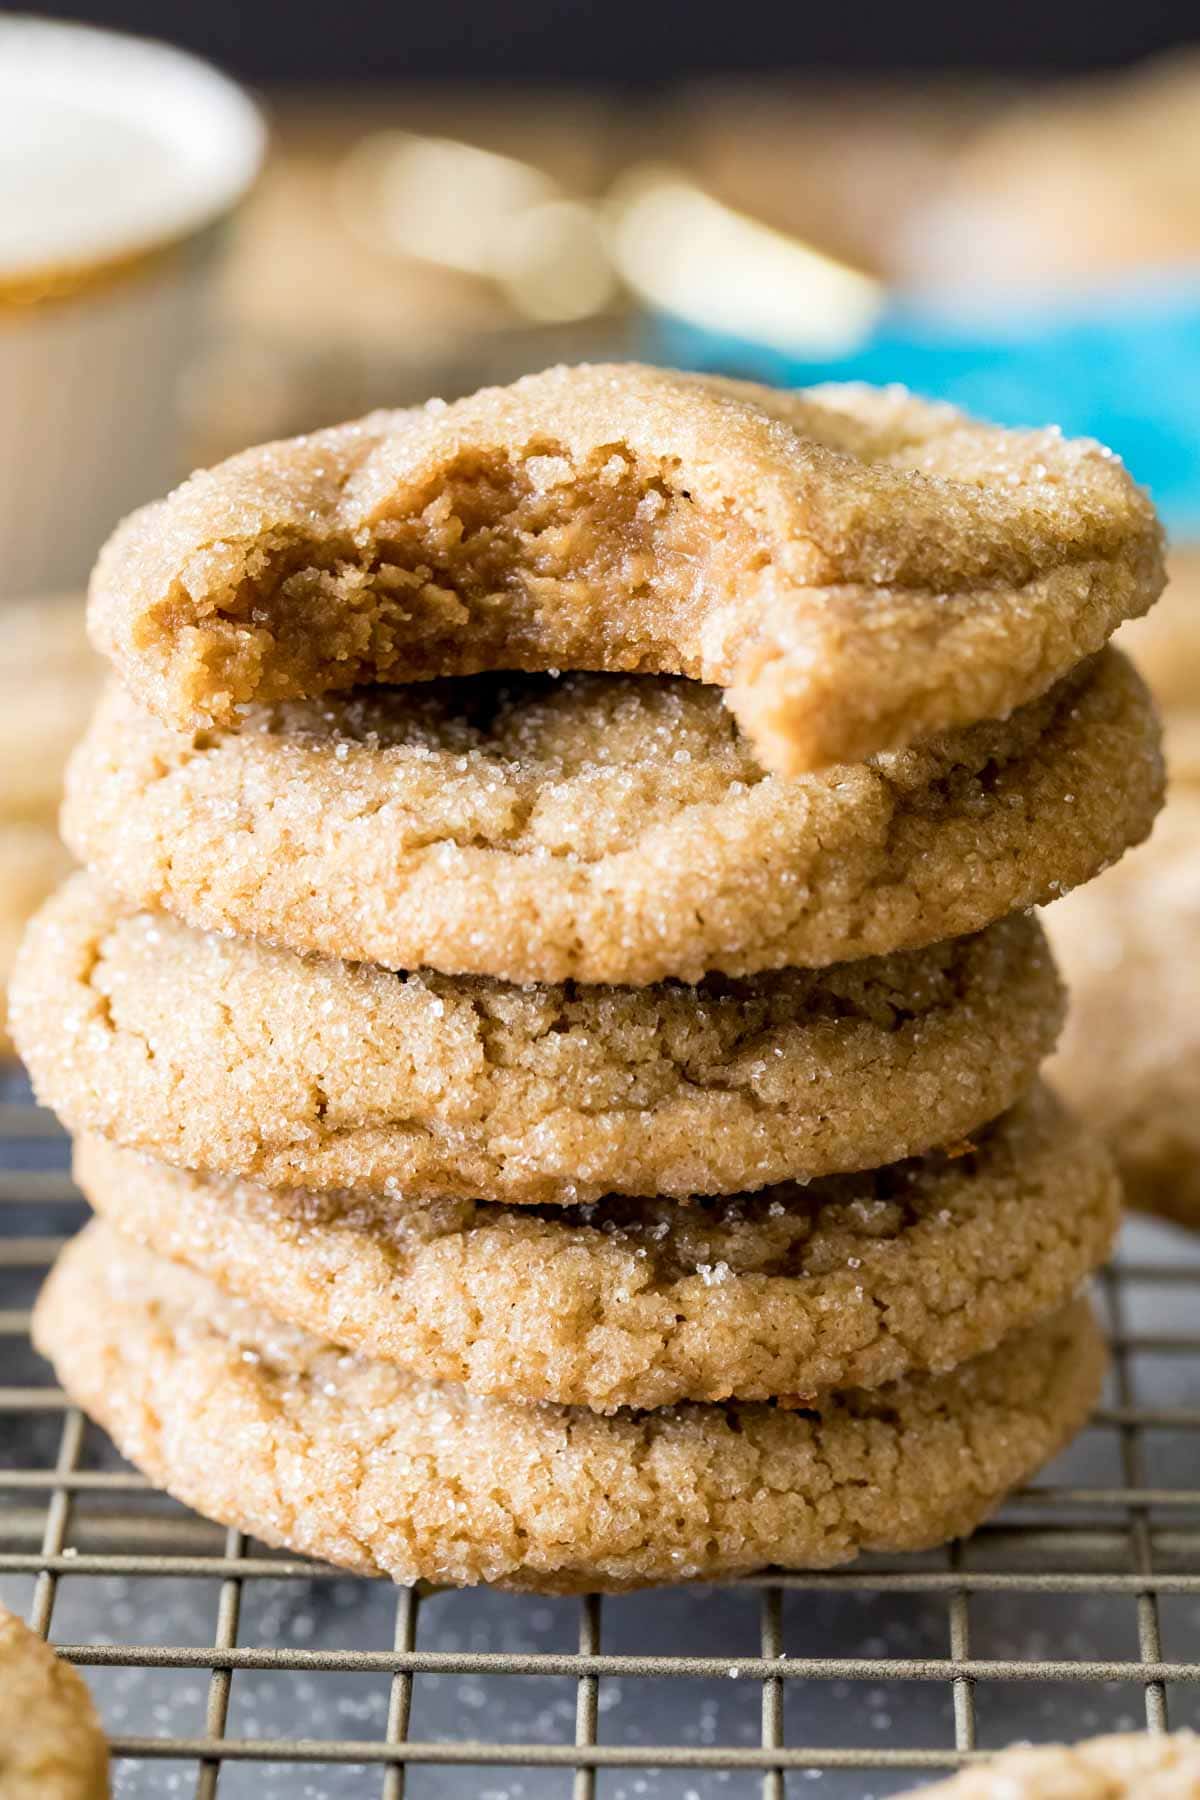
[3,1066,1200,1799]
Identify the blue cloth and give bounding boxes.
[651,275,1200,536]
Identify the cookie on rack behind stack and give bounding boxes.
[18,365,1166,1592]
[1046,548,1200,1228]
[0,594,98,1054]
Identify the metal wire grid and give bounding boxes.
[3,1083,1200,1797]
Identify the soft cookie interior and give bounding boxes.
[90,364,1164,772]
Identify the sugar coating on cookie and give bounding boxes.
[1046,795,1200,1229]
[14,879,1063,1201]
[88,364,1164,773]
[34,1224,1105,1592]
[901,1728,1200,1797]
[75,1085,1118,1412]
[0,1605,109,1800]
[63,648,1163,986]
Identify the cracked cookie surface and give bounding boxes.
[87,363,1164,774]
[64,648,1162,986]
[0,1605,109,1800]
[74,1086,1118,1412]
[13,880,1062,1202]
[34,1225,1105,1593]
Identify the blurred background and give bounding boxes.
[14,2,1200,490]
[18,0,1199,81]
[13,4,1200,515]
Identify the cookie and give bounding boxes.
[1161,711,1200,786]
[0,594,98,824]
[63,647,1163,987]
[88,363,1163,774]
[13,881,1062,1202]
[0,1604,109,1799]
[74,1085,1118,1412]
[0,594,95,1056]
[900,1729,1200,1797]
[1113,549,1200,781]
[898,54,1200,298]
[33,1224,1104,1593]
[1129,705,1200,787]
[0,823,73,1057]
[1120,547,1200,711]
[1046,795,1200,1228]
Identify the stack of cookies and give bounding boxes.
[15,366,1166,1592]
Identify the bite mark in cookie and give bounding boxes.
[88,364,1164,773]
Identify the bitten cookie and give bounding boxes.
[88,364,1164,773]
[63,648,1162,986]
[13,883,1062,1202]
[0,1605,109,1800]
[900,1728,1200,1797]
[33,1225,1105,1594]
[1046,795,1200,1228]
[74,1085,1119,1412]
